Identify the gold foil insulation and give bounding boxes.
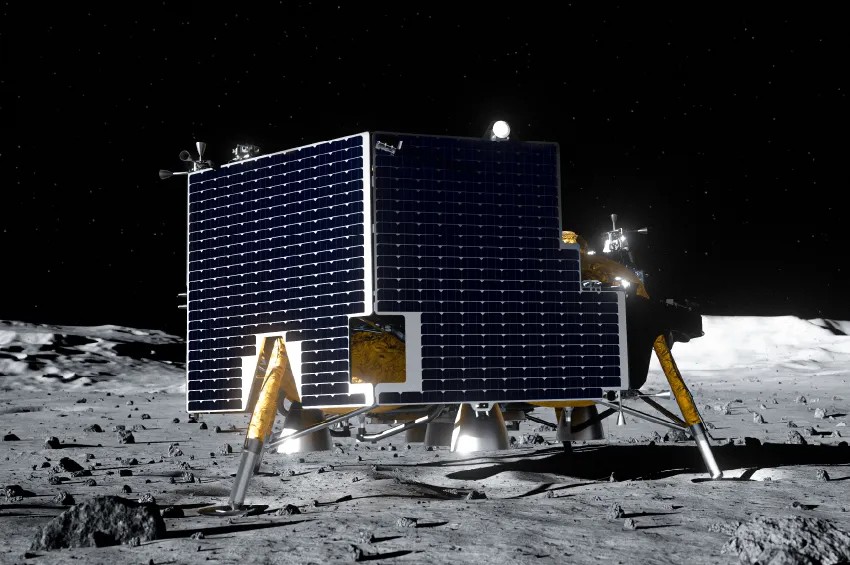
[349,330,406,384]
[563,230,649,299]
[246,338,289,441]
[653,334,702,426]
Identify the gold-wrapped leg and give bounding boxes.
[653,335,722,479]
[228,337,288,510]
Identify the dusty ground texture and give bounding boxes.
[1,317,849,564]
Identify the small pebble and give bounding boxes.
[5,485,24,497]
[2,433,19,441]
[161,506,184,518]
[276,504,301,515]
[816,469,830,482]
[396,517,418,528]
[54,491,75,506]
[623,518,637,530]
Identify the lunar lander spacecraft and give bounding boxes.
[160,121,722,514]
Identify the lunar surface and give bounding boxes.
[1,316,848,564]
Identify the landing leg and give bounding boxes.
[653,335,723,479]
[227,337,288,512]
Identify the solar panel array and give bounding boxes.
[186,134,370,413]
[371,134,626,405]
[185,131,627,413]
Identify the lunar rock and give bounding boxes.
[276,504,301,516]
[83,424,103,433]
[814,408,827,419]
[29,496,166,550]
[161,506,183,518]
[58,457,83,473]
[607,504,626,519]
[44,436,60,449]
[5,485,24,497]
[54,491,75,505]
[816,469,831,482]
[396,517,418,528]
[722,516,850,564]
[117,430,135,444]
[664,429,689,442]
[786,430,807,445]
[519,433,545,445]
[3,433,20,441]
[623,518,637,530]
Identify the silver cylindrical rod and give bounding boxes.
[595,399,688,432]
[229,438,262,510]
[357,406,445,443]
[524,413,556,429]
[690,422,723,479]
[638,395,687,427]
[265,405,375,451]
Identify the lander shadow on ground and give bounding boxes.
[437,443,850,482]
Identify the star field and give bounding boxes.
[1,3,847,335]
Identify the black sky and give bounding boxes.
[2,4,847,337]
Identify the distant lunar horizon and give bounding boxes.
[2,314,848,395]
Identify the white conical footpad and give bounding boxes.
[276,404,332,454]
[450,403,510,453]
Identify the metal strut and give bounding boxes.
[595,399,688,432]
[356,405,446,443]
[265,404,376,451]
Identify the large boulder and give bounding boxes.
[723,516,850,564]
[30,496,166,550]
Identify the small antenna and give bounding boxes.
[159,141,213,179]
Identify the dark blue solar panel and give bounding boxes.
[186,134,370,412]
[186,131,627,413]
[371,133,627,405]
